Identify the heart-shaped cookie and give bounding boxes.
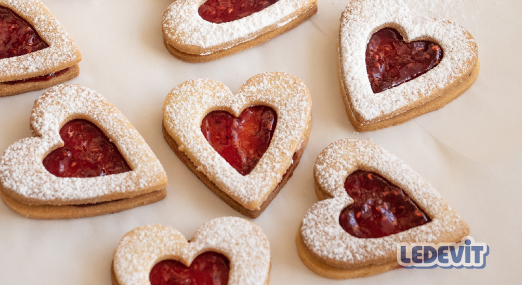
[338,0,479,132]
[163,72,312,218]
[0,84,168,219]
[112,217,271,285]
[297,139,470,279]
[0,0,81,96]
[162,0,317,62]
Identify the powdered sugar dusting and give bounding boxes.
[163,72,312,210]
[301,139,469,267]
[0,0,81,81]
[163,0,316,54]
[113,217,271,285]
[0,84,167,205]
[339,0,478,122]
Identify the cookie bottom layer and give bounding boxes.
[341,59,481,132]
[296,230,400,279]
[163,4,318,63]
[0,64,80,97]
[0,185,166,219]
[162,123,307,218]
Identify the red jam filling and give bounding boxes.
[366,28,443,93]
[201,106,277,176]
[149,252,230,285]
[4,67,69,85]
[43,119,131,178]
[0,6,48,59]
[339,170,431,239]
[199,0,279,24]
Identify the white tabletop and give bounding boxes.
[0,0,519,284]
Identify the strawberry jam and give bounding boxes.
[201,106,277,176]
[199,0,279,24]
[149,252,230,285]
[339,170,430,239]
[0,6,48,59]
[43,119,131,178]
[4,67,69,85]
[366,28,443,93]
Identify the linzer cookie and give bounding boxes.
[162,0,317,62]
[0,84,168,219]
[163,72,312,218]
[112,217,271,285]
[338,0,479,132]
[0,0,81,97]
[297,139,470,279]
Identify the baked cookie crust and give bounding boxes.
[338,0,479,131]
[162,0,317,62]
[0,84,168,219]
[297,139,470,278]
[162,72,312,218]
[0,0,81,96]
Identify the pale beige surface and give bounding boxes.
[0,0,519,284]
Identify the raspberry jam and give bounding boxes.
[201,106,277,176]
[4,68,69,85]
[149,252,230,285]
[366,28,443,93]
[43,119,131,178]
[0,6,48,60]
[199,0,279,24]
[339,170,431,239]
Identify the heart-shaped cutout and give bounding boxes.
[0,84,168,219]
[366,28,443,93]
[201,106,277,176]
[112,217,271,285]
[43,119,131,178]
[338,0,479,131]
[150,252,230,285]
[297,139,470,279]
[162,0,317,62]
[199,0,279,24]
[163,72,311,217]
[0,0,81,96]
[339,170,430,239]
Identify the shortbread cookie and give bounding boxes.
[0,84,168,219]
[338,0,479,132]
[0,0,81,97]
[297,139,470,279]
[162,0,317,62]
[163,72,312,218]
[112,217,271,285]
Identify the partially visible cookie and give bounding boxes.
[0,84,168,219]
[163,72,312,218]
[0,0,81,96]
[338,0,479,132]
[297,139,470,279]
[112,217,271,285]
[162,0,317,62]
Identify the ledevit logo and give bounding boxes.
[397,236,489,269]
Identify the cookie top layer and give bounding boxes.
[113,217,271,285]
[163,72,312,210]
[163,0,316,54]
[301,139,469,268]
[0,0,81,82]
[0,84,167,205]
[339,0,478,121]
